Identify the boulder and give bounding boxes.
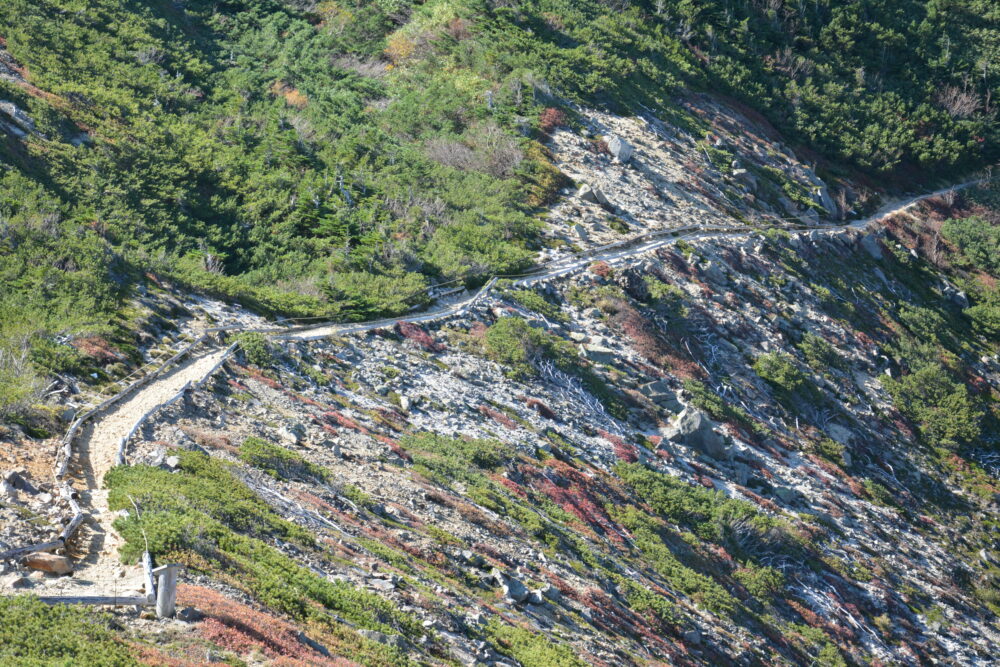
[488,568,529,603]
[825,423,854,446]
[278,422,306,445]
[460,550,486,568]
[24,552,73,575]
[700,261,728,286]
[367,577,395,592]
[539,583,561,602]
[502,578,529,603]
[3,468,36,494]
[582,344,616,365]
[358,630,407,650]
[527,589,545,605]
[639,380,683,412]
[683,628,702,646]
[176,606,204,622]
[860,234,883,260]
[0,100,35,133]
[733,168,758,192]
[661,407,729,459]
[572,224,589,241]
[607,135,633,163]
[1,574,31,589]
[773,486,805,506]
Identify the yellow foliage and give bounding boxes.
[269,81,308,109]
[385,34,416,64]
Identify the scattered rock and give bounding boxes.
[684,628,702,646]
[1,574,32,589]
[23,552,73,575]
[606,135,633,163]
[176,606,204,622]
[661,407,729,459]
[502,578,529,603]
[860,234,883,260]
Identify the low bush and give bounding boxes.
[0,596,137,665]
[238,436,328,482]
[734,564,786,599]
[753,353,808,395]
[942,217,1000,274]
[796,333,843,372]
[106,451,421,642]
[613,506,737,616]
[616,463,775,544]
[234,332,273,368]
[485,619,585,667]
[402,432,512,484]
[508,289,568,323]
[882,363,982,449]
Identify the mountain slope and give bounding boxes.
[0,2,999,666]
[1,0,998,417]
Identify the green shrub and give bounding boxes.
[234,332,273,368]
[882,363,982,449]
[239,436,328,482]
[862,480,897,507]
[942,217,1000,275]
[508,289,567,323]
[615,462,775,544]
[613,506,737,616]
[734,564,785,599]
[402,432,512,484]
[0,596,137,666]
[107,451,422,641]
[796,333,842,372]
[485,620,586,667]
[753,353,808,395]
[617,577,677,625]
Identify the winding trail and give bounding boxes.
[31,349,230,599]
[1,179,978,596]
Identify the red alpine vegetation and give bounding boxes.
[539,107,566,134]
[395,320,445,352]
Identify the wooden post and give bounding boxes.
[142,551,156,605]
[152,564,181,618]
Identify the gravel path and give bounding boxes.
[21,349,230,598]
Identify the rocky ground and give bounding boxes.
[540,99,847,255]
[100,195,1000,665]
[2,101,998,666]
